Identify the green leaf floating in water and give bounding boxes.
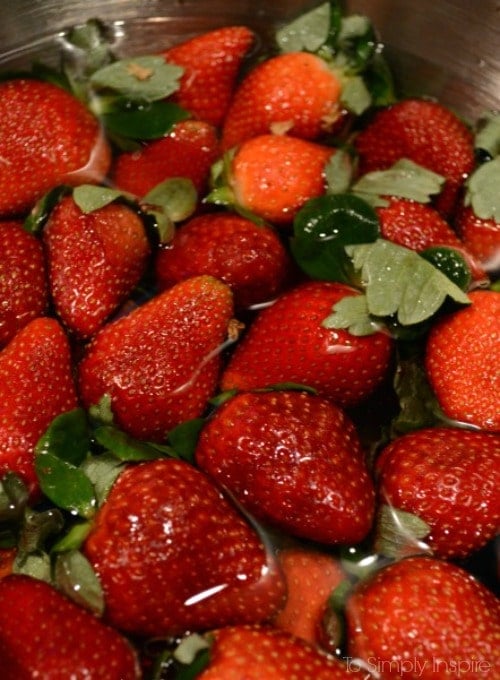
[464,155,500,221]
[142,177,198,243]
[93,425,169,462]
[276,1,331,53]
[324,149,354,195]
[324,239,470,332]
[90,56,184,102]
[291,193,380,283]
[323,294,381,336]
[352,159,445,207]
[35,408,91,467]
[101,100,190,140]
[34,453,96,519]
[54,549,105,617]
[473,111,500,158]
[73,185,128,213]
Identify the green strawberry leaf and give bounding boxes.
[35,453,97,520]
[276,1,331,53]
[464,156,500,221]
[88,394,115,426]
[13,552,52,583]
[323,294,382,336]
[420,246,472,291]
[352,159,445,206]
[291,193,379,283]
[23,185,68,234]
[93,425,168,462]
[344,239,470,325]
[339,74,371,115]
[374,504,432,559]
[61,19,117,102]
[101,101,189,140]
[51,521,93,553]
[143,177,198,222]
[473,111,500,158]
[167,419,205,464]
[142,177,198,243]
[73,185,127,213]
[174,634,211,665]
[362,50,397,107]
[324,149,354,194]
[35,408,91,467]
[54,549,104,617]
[171,635,212,680]
[80,454,125,506]
[335,14,377,74]
[90,56,183,102]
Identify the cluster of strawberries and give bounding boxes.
[0,2,498,678]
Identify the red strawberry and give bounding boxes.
[43,194,150,339]
[272,546,346,649]
[195,625,353,679]
[154,211,293,309]
[111,119,219,198]
[78,275,234,441]
[454,203,500,273]
[0,317,78,498]
[0,575,140,679]
[221,51,342,150]
[220,281,394,408]
[0,220,48,347]
[0,79,111,217]
[354,99,475,216]
[163,26,255,128]
[425,290,500,431]
[196,389,375,544]
[345,556,500,679]
[219,134,335,226]
[83,458,286,638]
[375,427,500,558]
[375,197,487,282]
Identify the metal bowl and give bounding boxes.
[0,0,499,123]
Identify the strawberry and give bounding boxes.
[0,575,140,679]
[154,211,293,309]
[111,119,219,198]
[375,427,500,558]
[0,78,111,217]
[43,194,150,339]
[354,98,475,216]
[194,625,353,679]
[345,556,500,679]
[425,290,500,431]
[220,281,394,408]
[375,197,487,282]
[196,389,375,544]
[0,317,78,498]
[163,26,255,128]
[0,220,48,347]
[215,134,335,226]
[454,203,500,273]
[78,275,234,441]
[83,458,286,638]
[221,51,342,150]
[272,546,346,649]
